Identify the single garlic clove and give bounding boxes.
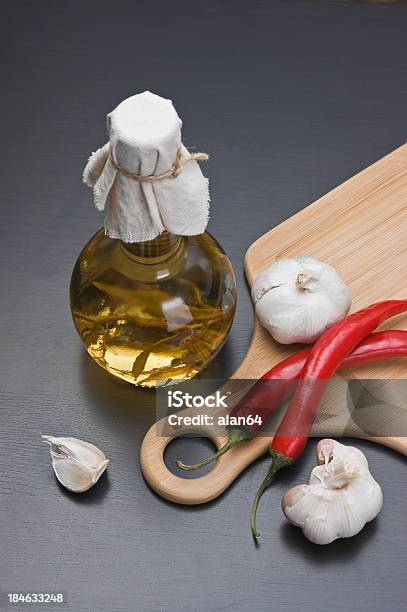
[52,456,100,493]
[42,435,109,493]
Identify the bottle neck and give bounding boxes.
[121,231,182,263]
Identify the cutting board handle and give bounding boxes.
[140,420,270,505]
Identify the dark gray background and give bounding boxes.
[1,1,407,611]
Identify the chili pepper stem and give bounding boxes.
[251,451,293,541]
[176,426,251,471]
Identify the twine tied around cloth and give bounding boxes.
[109,147,209,183]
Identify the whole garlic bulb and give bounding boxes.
[42,435,109,493]
[282,439,383,545]
[251,256,351,344]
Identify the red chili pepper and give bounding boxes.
[251,299,407,540]
[177,329,407,471]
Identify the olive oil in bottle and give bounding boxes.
[70,92,236,387]
[71,230,236,386]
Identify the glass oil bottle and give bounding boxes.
[70,92,236,387]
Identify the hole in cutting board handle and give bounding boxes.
[164,435,218,478]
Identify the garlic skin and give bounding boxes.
[251,256,351,344]
[282,439,382,545]
[42,435,109,493]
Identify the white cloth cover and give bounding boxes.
[83,91,209,242]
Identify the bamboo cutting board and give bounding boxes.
[141,144,407,504]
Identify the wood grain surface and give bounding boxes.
[2,1,407,611]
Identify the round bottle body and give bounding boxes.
[70,230,236,387]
